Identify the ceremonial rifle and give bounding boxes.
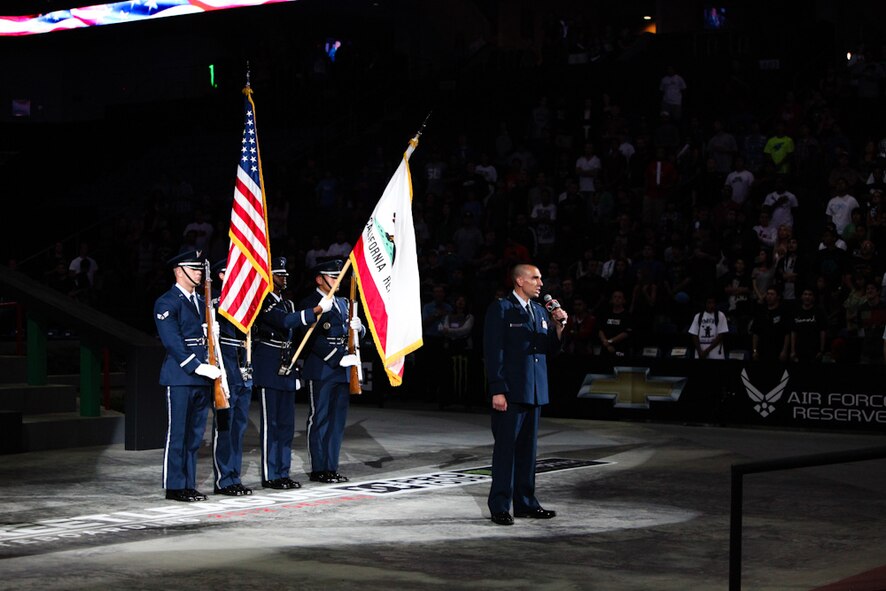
[204,260,230,416]
[348,270,362,395]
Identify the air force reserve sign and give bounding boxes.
[577,366,687,409]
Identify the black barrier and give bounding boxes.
[551,355,886,433]
[728,446,886,590]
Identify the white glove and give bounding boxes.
[211,320,220,339]
[318,296,334,313]
[195,364,222,380]
[339,354,360,368]
[349,316,363,331]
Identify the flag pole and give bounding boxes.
[285,258,353,371]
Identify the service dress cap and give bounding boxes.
[271,256,289,276]
[311,258,344,277]
[167,250,206,270]
[210,259,227,276]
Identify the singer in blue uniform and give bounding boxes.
[252,257,332,489]
[483,263,567,525]
[209,260,253,496]
[297,258,365,484]
[153,250,220,503]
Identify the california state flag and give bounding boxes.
[349,137,423,386]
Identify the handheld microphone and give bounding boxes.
[543,295,567,326]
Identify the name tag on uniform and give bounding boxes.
[509,323,522,328]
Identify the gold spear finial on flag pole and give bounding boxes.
[243,61,252,97]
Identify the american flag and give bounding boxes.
[218,86,272,333]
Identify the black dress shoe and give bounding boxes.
[490,512,514,525]
[262,479,285,489]
[215,484,247,496]
[514,507,557,519]
[281,477,301,489]
[309,471,324,482]
[234,483,253,495]
[331,472,349,482]
[185,488,208,501]
[166,489,200,502]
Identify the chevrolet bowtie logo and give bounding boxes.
[577,366,687,409]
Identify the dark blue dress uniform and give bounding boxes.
[483,291,562,519]
[209,260,253,496]
[297,258,366,483]
[153,250,213,502]
[252,257,318,489]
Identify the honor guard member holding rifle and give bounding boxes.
[297,258,365,484]
[209,260,254,496]
[153,250,220,502]
[253,256,333,489]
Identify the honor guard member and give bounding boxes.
[298,258,365,484]
[252,256,333,489]
[209,260,253,496]
[153,250,220,502]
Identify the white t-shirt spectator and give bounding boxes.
[825,193,860,235]
[725,169,754,205]
[688,308,729,359]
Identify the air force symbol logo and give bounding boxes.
[156,311,169,320]
[741,369,789,417]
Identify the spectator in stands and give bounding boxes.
[793,123,825,193]
[828,151,864,194]
[856,281,886,363]
[741,121,768,176]
[688,295,729,359]
[598,290,632,358]
[724,155,755,208]
[325,229,352,259]
[574,142,602,198]
[790,288,828,362]
[68,242,99,306]
[751,248,776,305]
[562,296,596,358]
[659,64,687,122]
[813,227,853,290]
[763,121,795,176]
[762,175,798,230]
[825,177,860,237]
[629,266,659,349]
[720,257,753,336]
[418,284,453,402]
[643,146,678,226]
[775,236,806,310]
[451,211,484,262]
[850,239,883,283]
[842,209,867,251]
[752,208,778,250]
[751,287,790,362]
[706,119,738,175]
[438,294,476,408]
[529,189,557,259]
[866,189,886,248]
